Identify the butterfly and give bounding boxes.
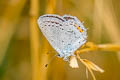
[37,14,87,61]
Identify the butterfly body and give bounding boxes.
[38,14,87,61]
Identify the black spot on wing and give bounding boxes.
[43,21,63,27]
[63,16,75,21]
[67,30,73,33]
[42,15,65,22]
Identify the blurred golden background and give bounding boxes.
[0,0,120,80]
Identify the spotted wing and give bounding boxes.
[37,14,87,60]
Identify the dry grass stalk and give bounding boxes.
[76,42,120,54]
[76,54,96,80]
[69,41,120,80]
[72,53,104,80]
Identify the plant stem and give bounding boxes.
[76,42,120,54]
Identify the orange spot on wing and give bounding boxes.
[74,24,83,32]
[77,27,83,32]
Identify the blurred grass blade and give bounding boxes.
[0,0,26,65]
[93,0,120,43]
[92,0,103,43]
[46,0,56,14]
[86,67,88,79]
[29,0,40,80]
[103,0,120,42]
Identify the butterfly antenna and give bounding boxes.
[44,54,57,67]
[39,54,57,73]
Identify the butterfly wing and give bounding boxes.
[38,14,87,60]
